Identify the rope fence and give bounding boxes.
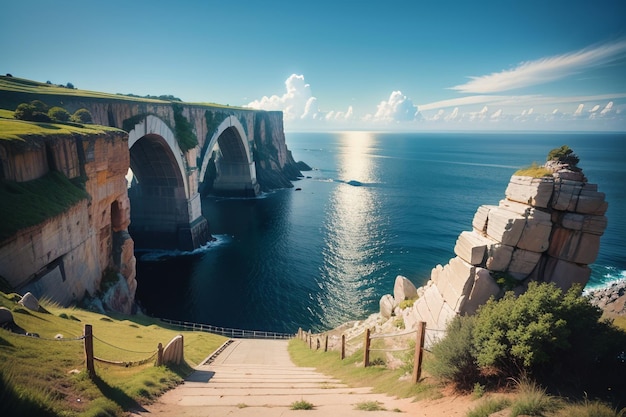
[299,321,436,384]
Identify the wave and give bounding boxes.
[136,234,232,261]
[583,265,626,293]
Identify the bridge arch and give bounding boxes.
[199,115,258,196]
[128,115,189,199]
[127,115,207,249]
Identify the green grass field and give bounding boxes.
[0,75,244,110]
[0,292,227,416]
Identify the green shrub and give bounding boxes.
[472,382,485,399]
[547,145,579,167]
[472,283,592,373]
[430,282,626,393]
[48,106,70,122]
[13,100,51,122]
[71,108,93,124]
[427,315,478,387]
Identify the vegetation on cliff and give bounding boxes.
[0,171,89,241]
[0,118,118,143]
[0,292,227,417]
[13,99,93,125]
[513,162,552,178]
[171,102,198,152]
[428,282,626,403]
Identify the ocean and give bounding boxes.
[134,132,626,334]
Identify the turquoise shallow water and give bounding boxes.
[135,132,626,333]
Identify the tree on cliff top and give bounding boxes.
[48,106,70,122]
[14,101,51,122]
[71,108,93,124]
[547,145,580,168]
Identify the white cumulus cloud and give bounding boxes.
[247,74,319,121]
[450,39,626,93]
[373,91,421,122]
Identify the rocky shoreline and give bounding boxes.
[585,279,626,317]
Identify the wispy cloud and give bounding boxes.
[420,93,626,111]
[450,39,626,94]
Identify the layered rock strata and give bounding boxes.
[0,129,136,313]
[381,163,608,340]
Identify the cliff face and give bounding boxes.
[384,163,608,338]
[0,129,136,313]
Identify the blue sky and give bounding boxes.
[2,0,626,131]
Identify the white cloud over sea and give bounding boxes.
[450,39,626,94]
[247,72,626,131]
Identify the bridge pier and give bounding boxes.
[213,161,260,197]
[128,186,210,250]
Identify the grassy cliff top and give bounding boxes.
[0,118,122,143]
[0,75,246,110]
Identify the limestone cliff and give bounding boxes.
[0,125,136,313]
[382,158,608,341]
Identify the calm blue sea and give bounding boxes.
[135,132,626,333]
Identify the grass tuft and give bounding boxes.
[466,396,511,417]
[551,400,625,417]
[355,400,386,411]
[509,379,562,416]
[290,399,315,410]
[514,162,552,178]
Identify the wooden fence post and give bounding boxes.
[84,324,95,379]
[156,342,163,366]
[308,331,312,349]
[412,321,426,383]
[363,328,371,367]
[324,335,328,352]
[341,334,345,360]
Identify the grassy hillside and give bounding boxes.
[0,75,244,111]
[0,118,121,143]
[0,292,227,416]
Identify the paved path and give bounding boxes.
[133,338,423,416]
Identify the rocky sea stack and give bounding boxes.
[381,146,609,340]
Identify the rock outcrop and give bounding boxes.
[0,127,136,313]
[381,157,608,339]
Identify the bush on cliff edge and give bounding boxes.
[429,282,626,397]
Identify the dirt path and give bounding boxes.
[132,339,475,416]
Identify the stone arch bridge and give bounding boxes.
[85,101,303,251]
